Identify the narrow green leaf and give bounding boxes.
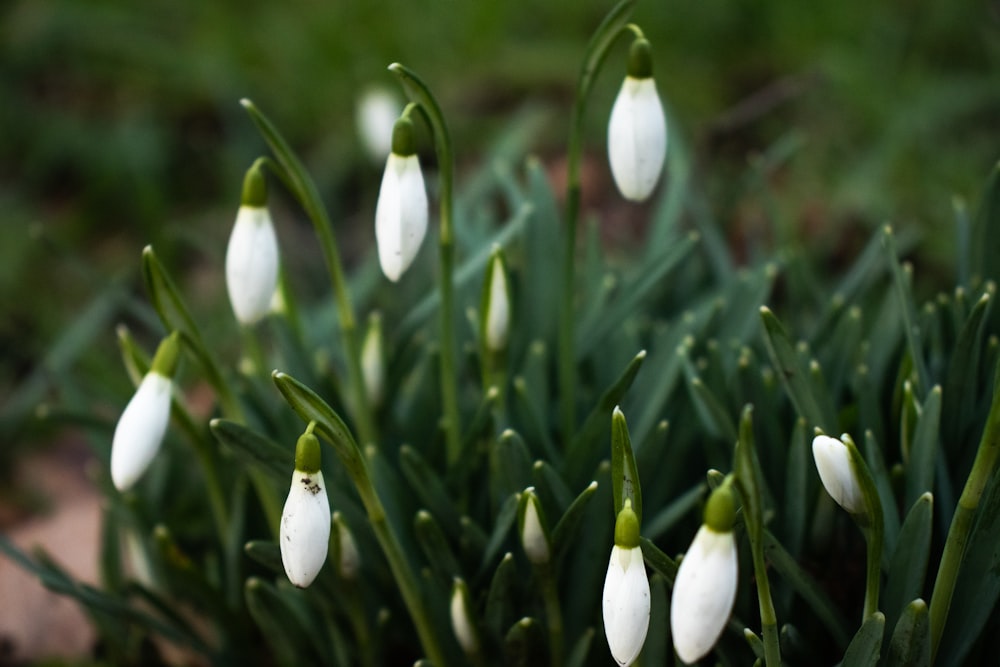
[864,430,901,564]
[482,495,518,571]
[491,430,533,506]
[942,290,992,446]
[611,407,642,525]
[883,226,931,397]
[886,599,930,667]
[414,510,461,586]
[551,481,599,564]
[400,445,463,541]
[744,628,765,660]
[245,577,318,667]
[759,306,835,431]
[841,612,885,667]
[484,552,517,639]
[503,616,544,666]
[210,418,291,483]
[639,537,677,585]
[568,349,647,483]
[969,160,1000,285]
[784,418,809,558]
[566,628,596,667]
[531,460,574,515]
[906,387,942,509]
[644,482,707,542]
[244,540,283,575]
[884,494,933,635]
[685,374,738,445]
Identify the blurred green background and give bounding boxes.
[1,0,998,498]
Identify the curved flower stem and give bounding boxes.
[559,0,636,442]
[240,100,377,449]
[388,63,462,464]
[929,357,1000,660]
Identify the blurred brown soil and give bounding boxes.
[0,437,100,664]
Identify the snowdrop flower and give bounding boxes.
[111,332,180,492]
[607,37,667,202]
[331,511,360,581]
[603,499,650,666]
[518,487,551,565]
[375,115,428,282]
[481,246,511,352]
[812,433,865,514]
[450,577,481,656]
[356,87,401,162]
[671,483,738,664]
[360,312,385,407]
[225,161,279,325]
[280,429,331,588]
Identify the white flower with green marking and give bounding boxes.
[375,116,428,282]
[602,500,649,666]
[812,433,864,514]
[226,163,279,325]
[279,432,331,588]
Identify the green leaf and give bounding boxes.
[484,552,517,640]
[566,628,596,667]
[482,494,518,571]
[969,160,1000,285]
[840,612,885,667]
[503,616,544,666]
[210,418,291,483]
[491,430,533,506]
[551,481,599,564]
[400,444,463,541]
[414,510,461,586]
[644,481,707,542]
[905,388,941,511]
[884,494,933,635]
[759,306,835,431]
[863,430,901,564]
[639,537,677,584]
[531,460,574,515]
[886,599,930,667]
[568,349,647,484]
[611,406,642,525]
[784,418,809,558]
[883,226,931,397]
[245,577,319,667]
[942,290,993,446]
[244,540,283,575]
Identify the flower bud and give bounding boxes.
[356,87,401,161]
[225,162,279,325]
[517,488,551,565]
[481,247,511,352]
[375,116,428,282]
[450,577,480,655]
[110,332,180,491]
[607,38,667,202]
[360,312,386,408]
[331,511,360,581]
[603,500,649,666]
[670,485,738,664]
[812,433,865,514]
[279,431,331,588]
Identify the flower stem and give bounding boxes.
[560,0,636,442]
[388,63,462,464]
[929,357,1000,660]
[539,565,564,667]
[240,101,377,448]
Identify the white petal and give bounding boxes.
[361,325,384,407]
[670,526,738,664]
[607,77,667,202]
[450,585,478,654]
[603,545,651,666]
[521,497,550,564]
[484,259,510,351]
[375,154,428,282]
[111,372,172,491]
[225,205,280,325]
[279,470,331,587]
[812,434,864,513]
[356,87,400,161]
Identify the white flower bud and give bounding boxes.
[450,578,479,655]
[670,525,738,664]
[111,371,172,492]
[279,468,331,588]
[225,205,280,325]
[519,490,550,565]
[356,87,401,161]
[375,153,428,282]
[361,313,385,407]
[812,434,865,514]
[607,76,667,202]
[483,252,511,352]
[603,545,650,666]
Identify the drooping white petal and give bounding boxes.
[607,77,667,202]
[375,153,428,282]
[603,545,651,666]
[670,525,738,664]
[356,87,401,161]
[279,469,331,588]
[812,434,865,513]
[111,372,172,492]
[484,258,510,351]
[225,205,280,325]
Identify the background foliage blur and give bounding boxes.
[2,0,999,501]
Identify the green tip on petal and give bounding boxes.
[241,160,268,207]
[391,116,417,156]
[614,498,640,548]
[626,38,653,79]
[295,432,322,473]
[703,482,736,533]
[150,331,182,378]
